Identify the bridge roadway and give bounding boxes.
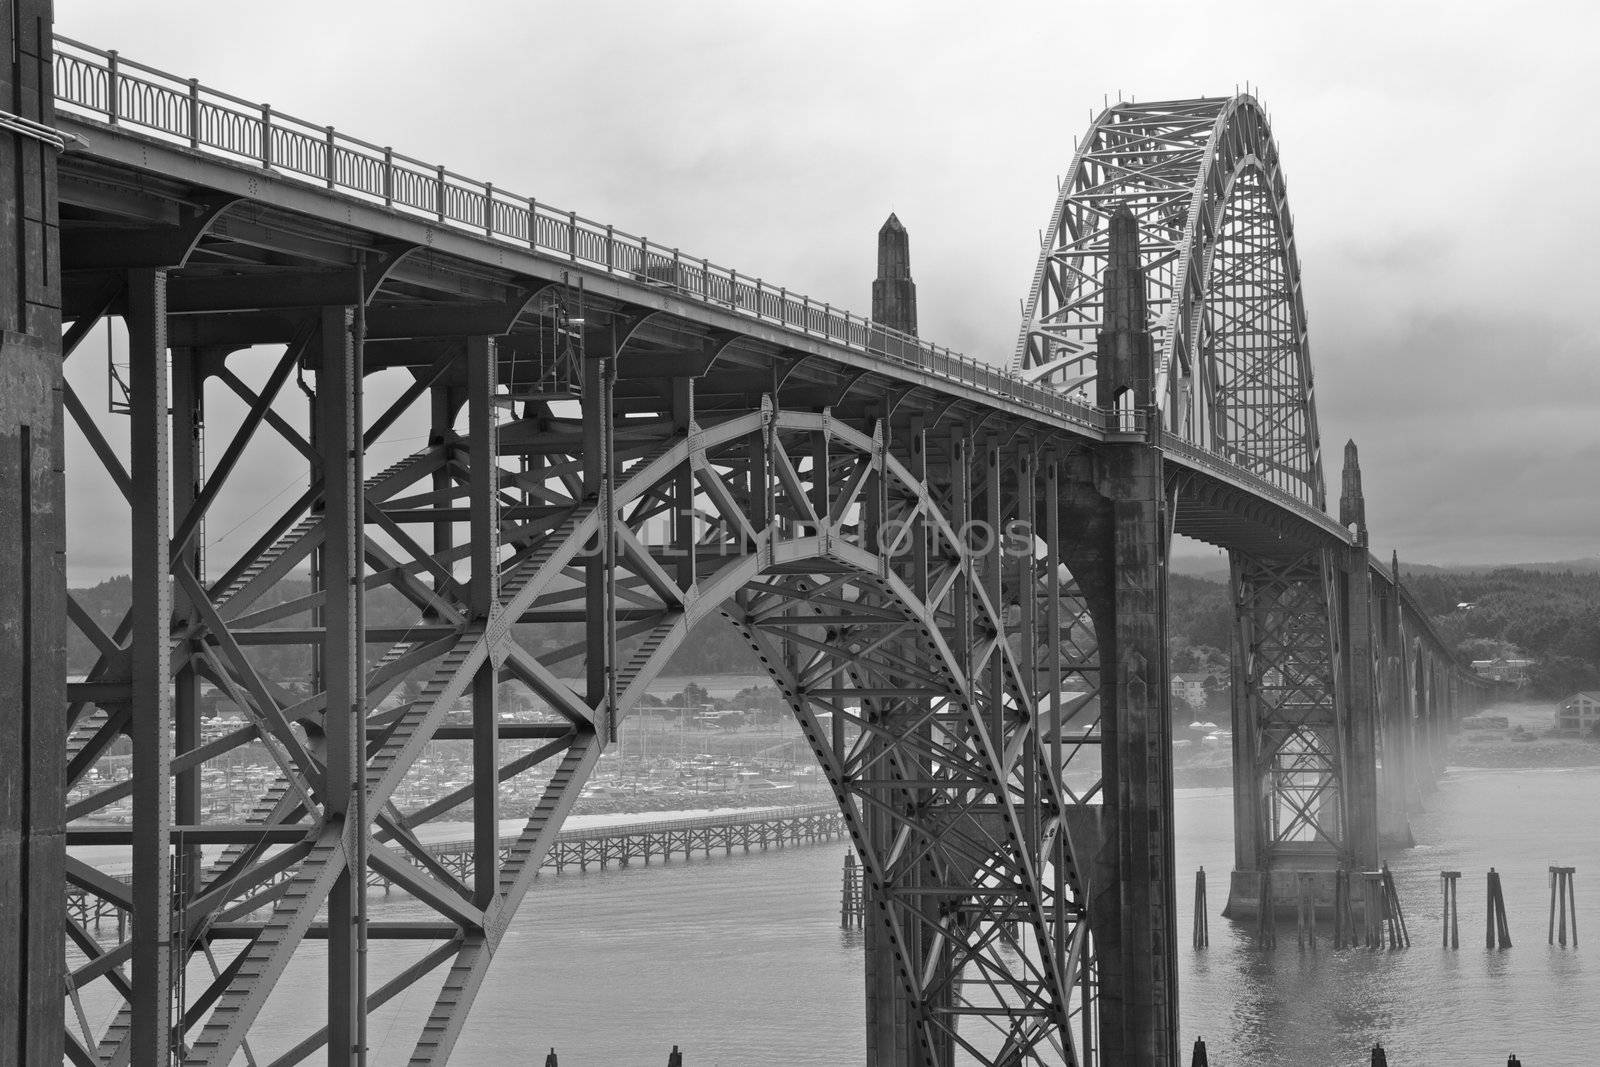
[0,20,1492,1067]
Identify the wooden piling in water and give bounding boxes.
[840,852,863,929]
[1362,871,1386,950]
[1256,869,1277,947]
[1441,870,1460,949]
[1333,869,1348,948]
[1548,866,1576,947]
[1486,867,1512,948]
[1193,867,1209,949]
[1381,863,1409,948]
[1296,872,1316,951]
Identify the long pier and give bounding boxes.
[67,805,847,928]
[425,803,846,878]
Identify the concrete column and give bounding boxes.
[1095,443,1178,1067]
[0,6,64,1062]
[1376,578,1414,847]
[1083,206,1179,1066]
[1341,547,1381,870]
[1227,553,1263,875]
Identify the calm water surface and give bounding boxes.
[221,767,1600,1064]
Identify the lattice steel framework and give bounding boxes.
[1228,550,1349,867]
[58,268,1103,1063]
[1014,96,1325,507]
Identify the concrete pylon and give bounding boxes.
[1377,551,1417,846]
[1056,202,1179,1065]
[0,6,65,1065]
[871,213,918,336]
[1339,441,1381,869]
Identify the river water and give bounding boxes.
[133,766,1600,1065]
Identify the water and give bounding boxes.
[1178,768,1599,1066]
[104,767,1600,1064]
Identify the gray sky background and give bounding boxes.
[59,0,1600,568]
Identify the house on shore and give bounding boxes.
[1556,692,1600,734]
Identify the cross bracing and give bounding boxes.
[17,28,1498,1067]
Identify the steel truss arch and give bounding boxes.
[61,323,1098,1065]
[1014,95,1326,507]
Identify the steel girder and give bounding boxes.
[1014,96,1325,508]
[1228,550,1351,869]
[59,269,1099,1064]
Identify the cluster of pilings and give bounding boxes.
[1441,867,1578,950]
[1193,1038,1532,1065]
[543,1045,684,1065]
[840,852,864,929]
[1199,863,1580,956]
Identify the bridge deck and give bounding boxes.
[50,31,1356,559]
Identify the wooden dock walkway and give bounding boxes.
[67,804,848,926]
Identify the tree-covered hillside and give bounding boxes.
[1405,568,1600,697]
[68,565,1592,699]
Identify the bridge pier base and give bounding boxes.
[1222,867,1375,921]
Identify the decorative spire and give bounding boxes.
[872,213,918,336]
[1095,206,1155,411]
[1339,439,1367,545]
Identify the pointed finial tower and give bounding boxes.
[1095,205,1155,411]
[872,213,918,336]
[1339,439,1368,546]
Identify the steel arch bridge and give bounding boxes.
[0,19,1491,1067]
[1016,95,1324,507]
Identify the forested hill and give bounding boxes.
[65,566,1599,699]
[1167,567,1600,698]
[1405,568,1600,697]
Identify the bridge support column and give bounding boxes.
[1340,545,1381,872]
[1095,437,1178,1067]
[1223,549,1361,921]
[468,337,502,909]
[0,6,62,1063]
[1376,560,1417,846]
[128,269,175,1067]
[318,303,367,1063]
[1062,205,1179,1067]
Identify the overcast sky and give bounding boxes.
[58,0,1600,568]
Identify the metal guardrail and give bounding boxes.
[48,35,1352,544]
[49,36,1108,431]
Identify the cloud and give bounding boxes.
[53,0,1600,570]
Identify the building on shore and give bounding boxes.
[1471,656,1535,685]
[1556,691,1600,734]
